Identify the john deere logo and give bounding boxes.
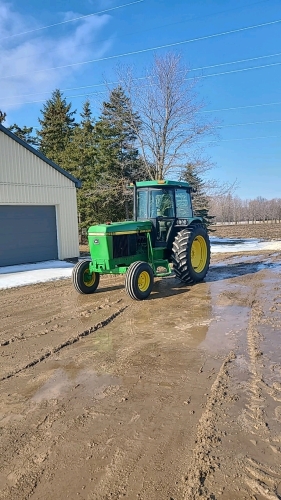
[94,239,100,244]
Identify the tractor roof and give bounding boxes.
[135,180,190,188]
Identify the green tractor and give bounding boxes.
[72,180,210,300]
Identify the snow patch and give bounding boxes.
[0,260,74,290]
[210,237,281,254]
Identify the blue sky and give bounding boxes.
[1,0,280,199]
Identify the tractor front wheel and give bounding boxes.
[172,224,210,284]
[125,261,154,300]
[72,260,100,294]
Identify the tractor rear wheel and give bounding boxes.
[72,260,100,294]
[171,224,210,284]
[125,261,154,300]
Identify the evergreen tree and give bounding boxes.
[8,124,38,147]
[64,100,100,231]
[182,163,215,229]
[93,86,145,222]
[37,89,76,165]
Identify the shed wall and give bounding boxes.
[0,131,79,260]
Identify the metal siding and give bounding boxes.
[0,206,58,266]
[0,131,79,260]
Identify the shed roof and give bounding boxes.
[0,123,81,188]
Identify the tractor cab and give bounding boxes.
[134,180,196,252]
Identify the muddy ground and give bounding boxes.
[1,245,281,499]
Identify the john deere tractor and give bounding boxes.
[72,180,210,300]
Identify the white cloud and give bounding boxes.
[0,1,112,112]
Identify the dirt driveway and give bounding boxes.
[1,250,281,500]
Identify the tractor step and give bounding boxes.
[153,259,172,277]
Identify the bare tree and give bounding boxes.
[118,53,215,180]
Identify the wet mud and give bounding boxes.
[1,250,281,499]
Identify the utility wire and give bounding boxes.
[196,61,281,79]
[202,101,281,113]
[3,59,281,106]
[201,135,279,143]
[218,119,281,128]
[1,17,281,80]
[192,52,281,72]
[0,1,144,41]
[27,118,281,130]
[3,91,108,107]
[0,0,269,64]
[2,50,281,101]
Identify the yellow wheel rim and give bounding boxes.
[83,269,96,287]
[191,236,208,273]
[138,271,150,292]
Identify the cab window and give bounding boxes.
[175,189,192,218]
[137,190,148,218]
[149,189,175,218]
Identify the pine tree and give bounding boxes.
[93,86,145,221]
[64,100,100,231]
[99,86,141,178]
[8,124,38,147]
[37,89,76,165]
[182,163,215,229]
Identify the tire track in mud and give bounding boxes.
[238,284,281,499]
[182,350,236,500]
[239,298,269,437]
[0,299,123,347]
[242,457,281,500]
[0,306,128,382]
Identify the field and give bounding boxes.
[1,226,281,500]
[211,221,281,240]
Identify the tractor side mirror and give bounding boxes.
[192,187,197,193]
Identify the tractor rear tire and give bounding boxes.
[171,224,210,284]
[125,261,154,300]
[72,260,100,294]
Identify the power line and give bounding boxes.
[191,51,281,72]
[0,1,144,41]
[197,61,281,79]
[201,135,279,144]
[202,101,281,113]
[2,50,281,101]
[4,59,281,106]
[27,119,281,130]
[218,119,281,128]
[0,0,269,64]
[1,17,281,80]
[3,90,108,108]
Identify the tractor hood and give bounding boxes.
[88,220,152,236]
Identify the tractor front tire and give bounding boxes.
[125,261,154,300]
[172,224,210,284]
[72,260,100,294]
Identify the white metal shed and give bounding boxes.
[0,124,81,267]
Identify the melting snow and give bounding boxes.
[0,260,74,290]
[210,237,281,254]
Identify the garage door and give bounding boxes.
[0,205,58,267]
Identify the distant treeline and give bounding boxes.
[209,194,281,224]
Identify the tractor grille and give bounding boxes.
[113,234,137,258]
